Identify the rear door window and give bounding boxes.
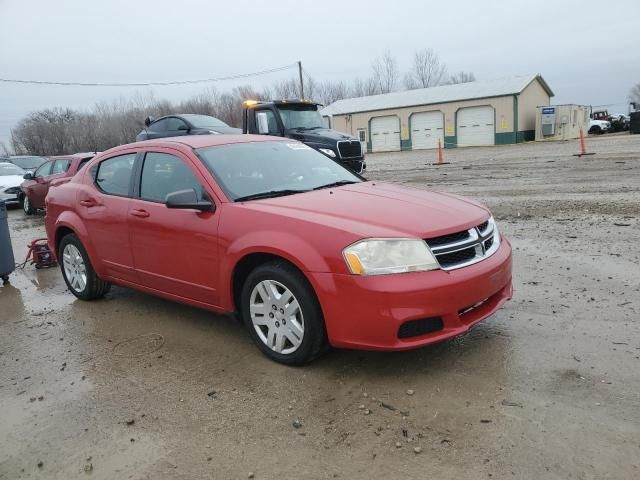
[51,159,71,174]
[165,117,189,131]
[149,118,169,133]
[94,154,136,196]
[139,152,204,203]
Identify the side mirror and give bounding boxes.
[177,124,190,132]
[23,172,34,180]
[165,189,215,212]
[144,116,154,127]
[256,112,270,134]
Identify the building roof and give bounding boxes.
[321,74,553,116]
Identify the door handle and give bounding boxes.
[79,198,100,207]
[130,209,150,218]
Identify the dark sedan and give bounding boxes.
[136,114,241,141]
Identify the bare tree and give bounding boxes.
[313,80,350,105]
[272,78,301,99]
[404,48,447,89]
[11,108,76,155]
[0,141,11,156]
[371,51,398,94]
[351,76,379,97]
[448,71,476,85]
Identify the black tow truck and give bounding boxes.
[242,99,366,173]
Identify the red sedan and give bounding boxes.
[45,135,512,364]
[21,152,97,214]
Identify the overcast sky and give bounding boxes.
[1,0,639,149]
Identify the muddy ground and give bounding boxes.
[1,134,639,479]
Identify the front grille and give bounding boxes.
[337,140,362,159]
[435,247,477,268]
[398,317,443,339]
[425,230,470,248]
[425,218,499,270]
[3,187,20,194]
[484,237,494,250]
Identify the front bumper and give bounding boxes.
[309,238,512,350]
[0,192,19,205]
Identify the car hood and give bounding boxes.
[238,181,490,239]
[0,175,25,188]
[285,128,358,144]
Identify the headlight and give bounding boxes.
[318,148,336,158]
[486,216,501,250]
[343,239,439,275]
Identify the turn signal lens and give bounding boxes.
[344,252,364,275]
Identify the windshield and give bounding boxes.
[183,114,228,128]
[0,163,26,176]
[10,156,46,170]
[277,105,324,130]
[196,141,361,201]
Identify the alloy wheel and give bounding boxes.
[62,244,87,293]
[249,279,304,354]
[23,196,30,214]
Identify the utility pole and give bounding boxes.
[298,60,304,99]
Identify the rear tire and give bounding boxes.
[241,260,327,365]
[588,126,602,135]
[59,233,111,300]
[22,195,34,215]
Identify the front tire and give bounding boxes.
[241,260,327,365]
[22,195,34,215]
[59,233,111,300]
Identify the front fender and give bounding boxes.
[221,230,332,310]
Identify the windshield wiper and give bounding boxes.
[234,189,310,202]
[312,180,359,190]
[294,126,322,131]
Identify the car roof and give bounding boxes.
[50,152,99,161]
[152,113,219,122]
[130,134,288,150]
[0,161,24,169]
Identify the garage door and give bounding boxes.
[457,106,495,146]
[370,116,401,152]
[411,111,444,150]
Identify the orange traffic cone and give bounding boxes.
[573,128,595,157]
[431,139,450,165]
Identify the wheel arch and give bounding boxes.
[52,212,99,271]
[230,252,316,315]
[223,229,333,311]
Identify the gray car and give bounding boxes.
[7,155,48,173]
[136,114,241,141]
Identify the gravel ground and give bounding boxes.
[1,134,639,479]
